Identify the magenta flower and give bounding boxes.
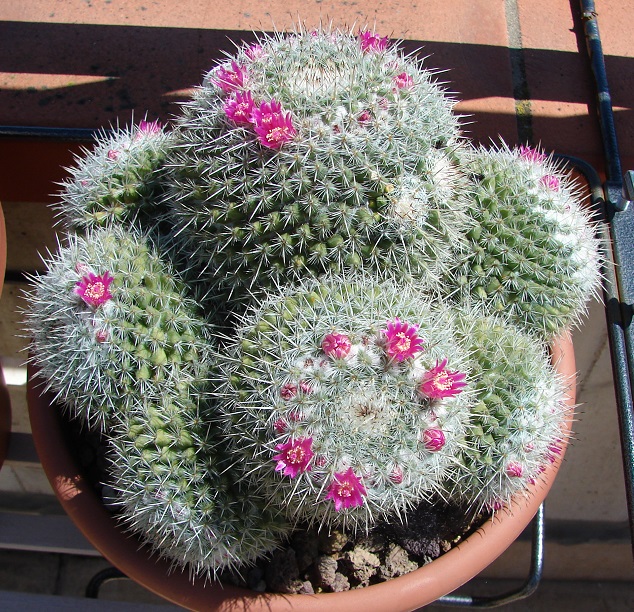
[107,149,120,161]
[299,380,313,395]
[540,174,560,191]
[419,359,467,399]
[280,382,298,400]
[519,145,547,164]
[273,437,314,478]
[383,318,424,362]
[389,465,404,484]
[358,30,390,53]
[224,90,256,125]
[95,329,109,343]
[322,332,352,359]
[137,119,162,136]
[76,272,114,308]
[421,428,446,452]
[357,110,372,125]
[212,61,246,92]
[324,468,367,511]
[393,72,414,89]
[506,461,523,478]
[251,99,296,149]
[245,44,266,61]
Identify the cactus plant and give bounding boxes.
[106,388,291,577]
[24,225,215,432]
[448,310,571,511]
[25,225,290,575]
[445,143,602,338]
[213,275,474,532]
[56,120,173,236]
[166,26,473,309]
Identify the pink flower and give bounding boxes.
[357,110,372,125]
[421,428,446,452]
[76,272,114,308]
[273,418,288,434]
[95,329,109,343]
[506,461,523,478]
[273,437,314,478]
[223,90,256,125]
[419,359,467,399]
[251,99,296,149]
[358,30,390,53]
[389,465,404,484]
[393,72,414,89]
[107,149,120,161]
[324,468,367,511]
[322,332,352,359]
[383,318,424,362]
[245,44,266,61]
[519,145,547,164]
[280,382,298,400]
[299,380,313,395]
[540,174,560,191]
[137,119,162,136]
[213,61,246,92]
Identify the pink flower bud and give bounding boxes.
[506,461,523,478]
[321,332,352,359]
[421,428,446,452]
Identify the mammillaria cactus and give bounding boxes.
[107,390,291,577]
[23,22,598,593]
[213,276,474,531]
[448,311,571,511]
[25,225,290,575]
[56,120,173,236]
[166,27,472,308]
[445,143,602,337]
[25,225,214,431]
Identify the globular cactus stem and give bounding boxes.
[213,275,475,532]
[166,26,473,310]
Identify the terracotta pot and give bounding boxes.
[27,332,576,612]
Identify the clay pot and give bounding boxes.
[27,333,576,612]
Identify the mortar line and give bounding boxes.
[504,0,534,144]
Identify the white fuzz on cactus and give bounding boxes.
[167,27,472,308]
[56,120,174,235]
[447,311,572,512]
[446,143,602,338]
[213,276,474,532]
[25,226,214,431]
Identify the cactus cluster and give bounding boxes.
[450,311,570,511]
[24,25,599,584]
[56,121,174,236]
[25,226,290,574]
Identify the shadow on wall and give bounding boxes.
[1,16,633,203]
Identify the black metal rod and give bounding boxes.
[577,1,634,562]
[433,504,544,608]
[579,0,622,184]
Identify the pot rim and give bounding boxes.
[27,332,576,612]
